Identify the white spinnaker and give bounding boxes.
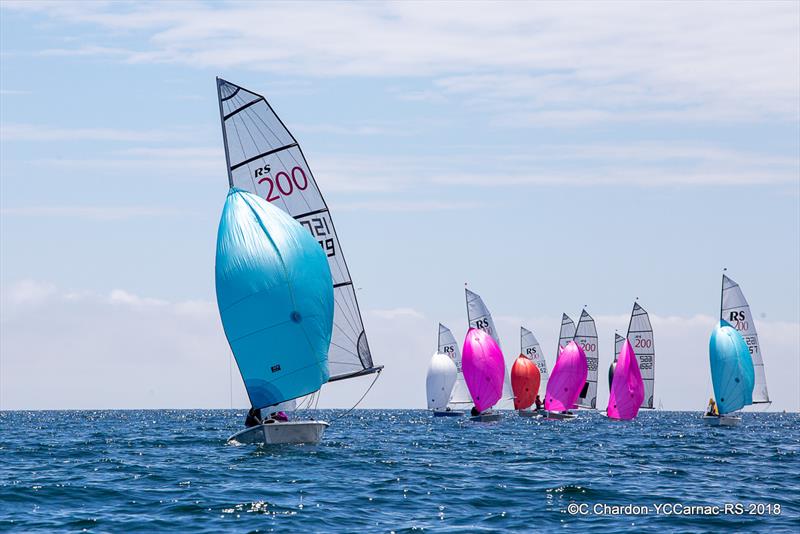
[721,275,769,403]
[426,353,457,410]
[438,323,471,407]
[216,78,378,382]
[521,326,548,395]
[626,302,655,409]
[465,288,514,406]
[574,310,599,409]
[556,314,576,361]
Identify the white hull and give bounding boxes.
[541,410,577,420]
[227,420,328,445]
[433,410,465,417]
[470,411,502,422]
[702,414,741,427]
[517,409,541,418]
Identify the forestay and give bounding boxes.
[438,323,471,406]
[465,289,513,403]
[626,303,655,409]
[216,78,379,382]
[721,275,769,403]
[521,327,549,395]
[574,310,599,409]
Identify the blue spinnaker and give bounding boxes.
[709,320,755,415]
[215,188,333,409]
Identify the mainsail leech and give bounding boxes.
[216,78,380,382]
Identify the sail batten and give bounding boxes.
[216,77,376,382]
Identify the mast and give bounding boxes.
[216,77,234,188]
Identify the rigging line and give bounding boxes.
[228,113,259,193]
[328,369,382,423]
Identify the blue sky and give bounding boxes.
[1,1,798,411]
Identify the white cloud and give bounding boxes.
[1,281,797,411]
[0,123,188,143]
[3,1,798,123]
[4,279,56,305]
[370,307,426,320]
[108,289,168,308]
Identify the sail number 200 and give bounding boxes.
[258,166,309,202]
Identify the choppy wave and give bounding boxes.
[0,410,798,532]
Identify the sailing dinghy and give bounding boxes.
[437,323,469,416]
[704,320,754,427]
[462,328,505,422]
[216,78,382,443]
[609,303,656,407]
[217,189,332,445]
[704,273,767,426]
[543,341,588,420]
[516,327,546,417]
[426,352,457,415]
[465,288,513,408]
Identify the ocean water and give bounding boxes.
[0,410,798,532]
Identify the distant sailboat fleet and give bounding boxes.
[426,274,770,426]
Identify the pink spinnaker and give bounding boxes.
[461,328,505,412]
[607,339,645,420]
[544,341,588,412]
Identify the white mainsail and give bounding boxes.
[721,274,769,403]
[574,309,598,409]
[521,326,548,395]
[438,323,471,407]
[216,78,381,383]
[626,302,655,409]
[556,313,576,361]
[465,288,514,405]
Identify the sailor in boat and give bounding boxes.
[705,398,719,417]
[268,411,290,423]
[245,407,263,428]
[534,395,543,411]
[471,406,480,417]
